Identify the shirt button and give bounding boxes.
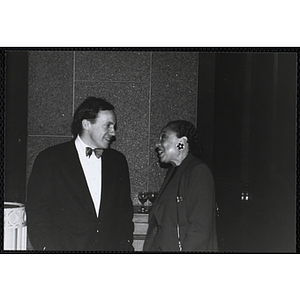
[157,225,162,229]
[96,230,99,233]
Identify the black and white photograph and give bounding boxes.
[4,49,297,253]
[1,1,299,299]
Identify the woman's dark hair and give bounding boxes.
[71,96,115,137]
[164,120,202,158]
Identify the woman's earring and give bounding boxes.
[177,142,185,150]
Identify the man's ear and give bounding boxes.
[82,119,90,131]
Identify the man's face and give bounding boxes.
[84,110,116,149]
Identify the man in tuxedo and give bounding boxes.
[26,97,134,251]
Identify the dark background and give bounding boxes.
[5,51,28,204]
[198,52,296,252]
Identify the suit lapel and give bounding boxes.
[98,149,115,220]
[149,166,172,223]
[155,166,174,201]
[62,140,96,216]
[152,154,195,222]
[155,154,194,205]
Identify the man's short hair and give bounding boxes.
[71,96,115,137]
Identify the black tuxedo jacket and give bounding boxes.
[26,140,134,251]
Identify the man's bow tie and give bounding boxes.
[86,147,103,159]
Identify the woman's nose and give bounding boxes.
[109,127,116,136]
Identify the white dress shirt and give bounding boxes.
[75,135,102,217]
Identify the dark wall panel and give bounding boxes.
[5,51,28,203]
[197,52,296,252]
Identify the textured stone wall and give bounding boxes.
[27,50,198,205]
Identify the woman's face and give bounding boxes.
[156,127,180,165]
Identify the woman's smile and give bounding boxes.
[157,148,164,157]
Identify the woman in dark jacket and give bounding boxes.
[143,120,218,252]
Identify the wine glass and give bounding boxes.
[138,192,148,213]
[148,192,158,210]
